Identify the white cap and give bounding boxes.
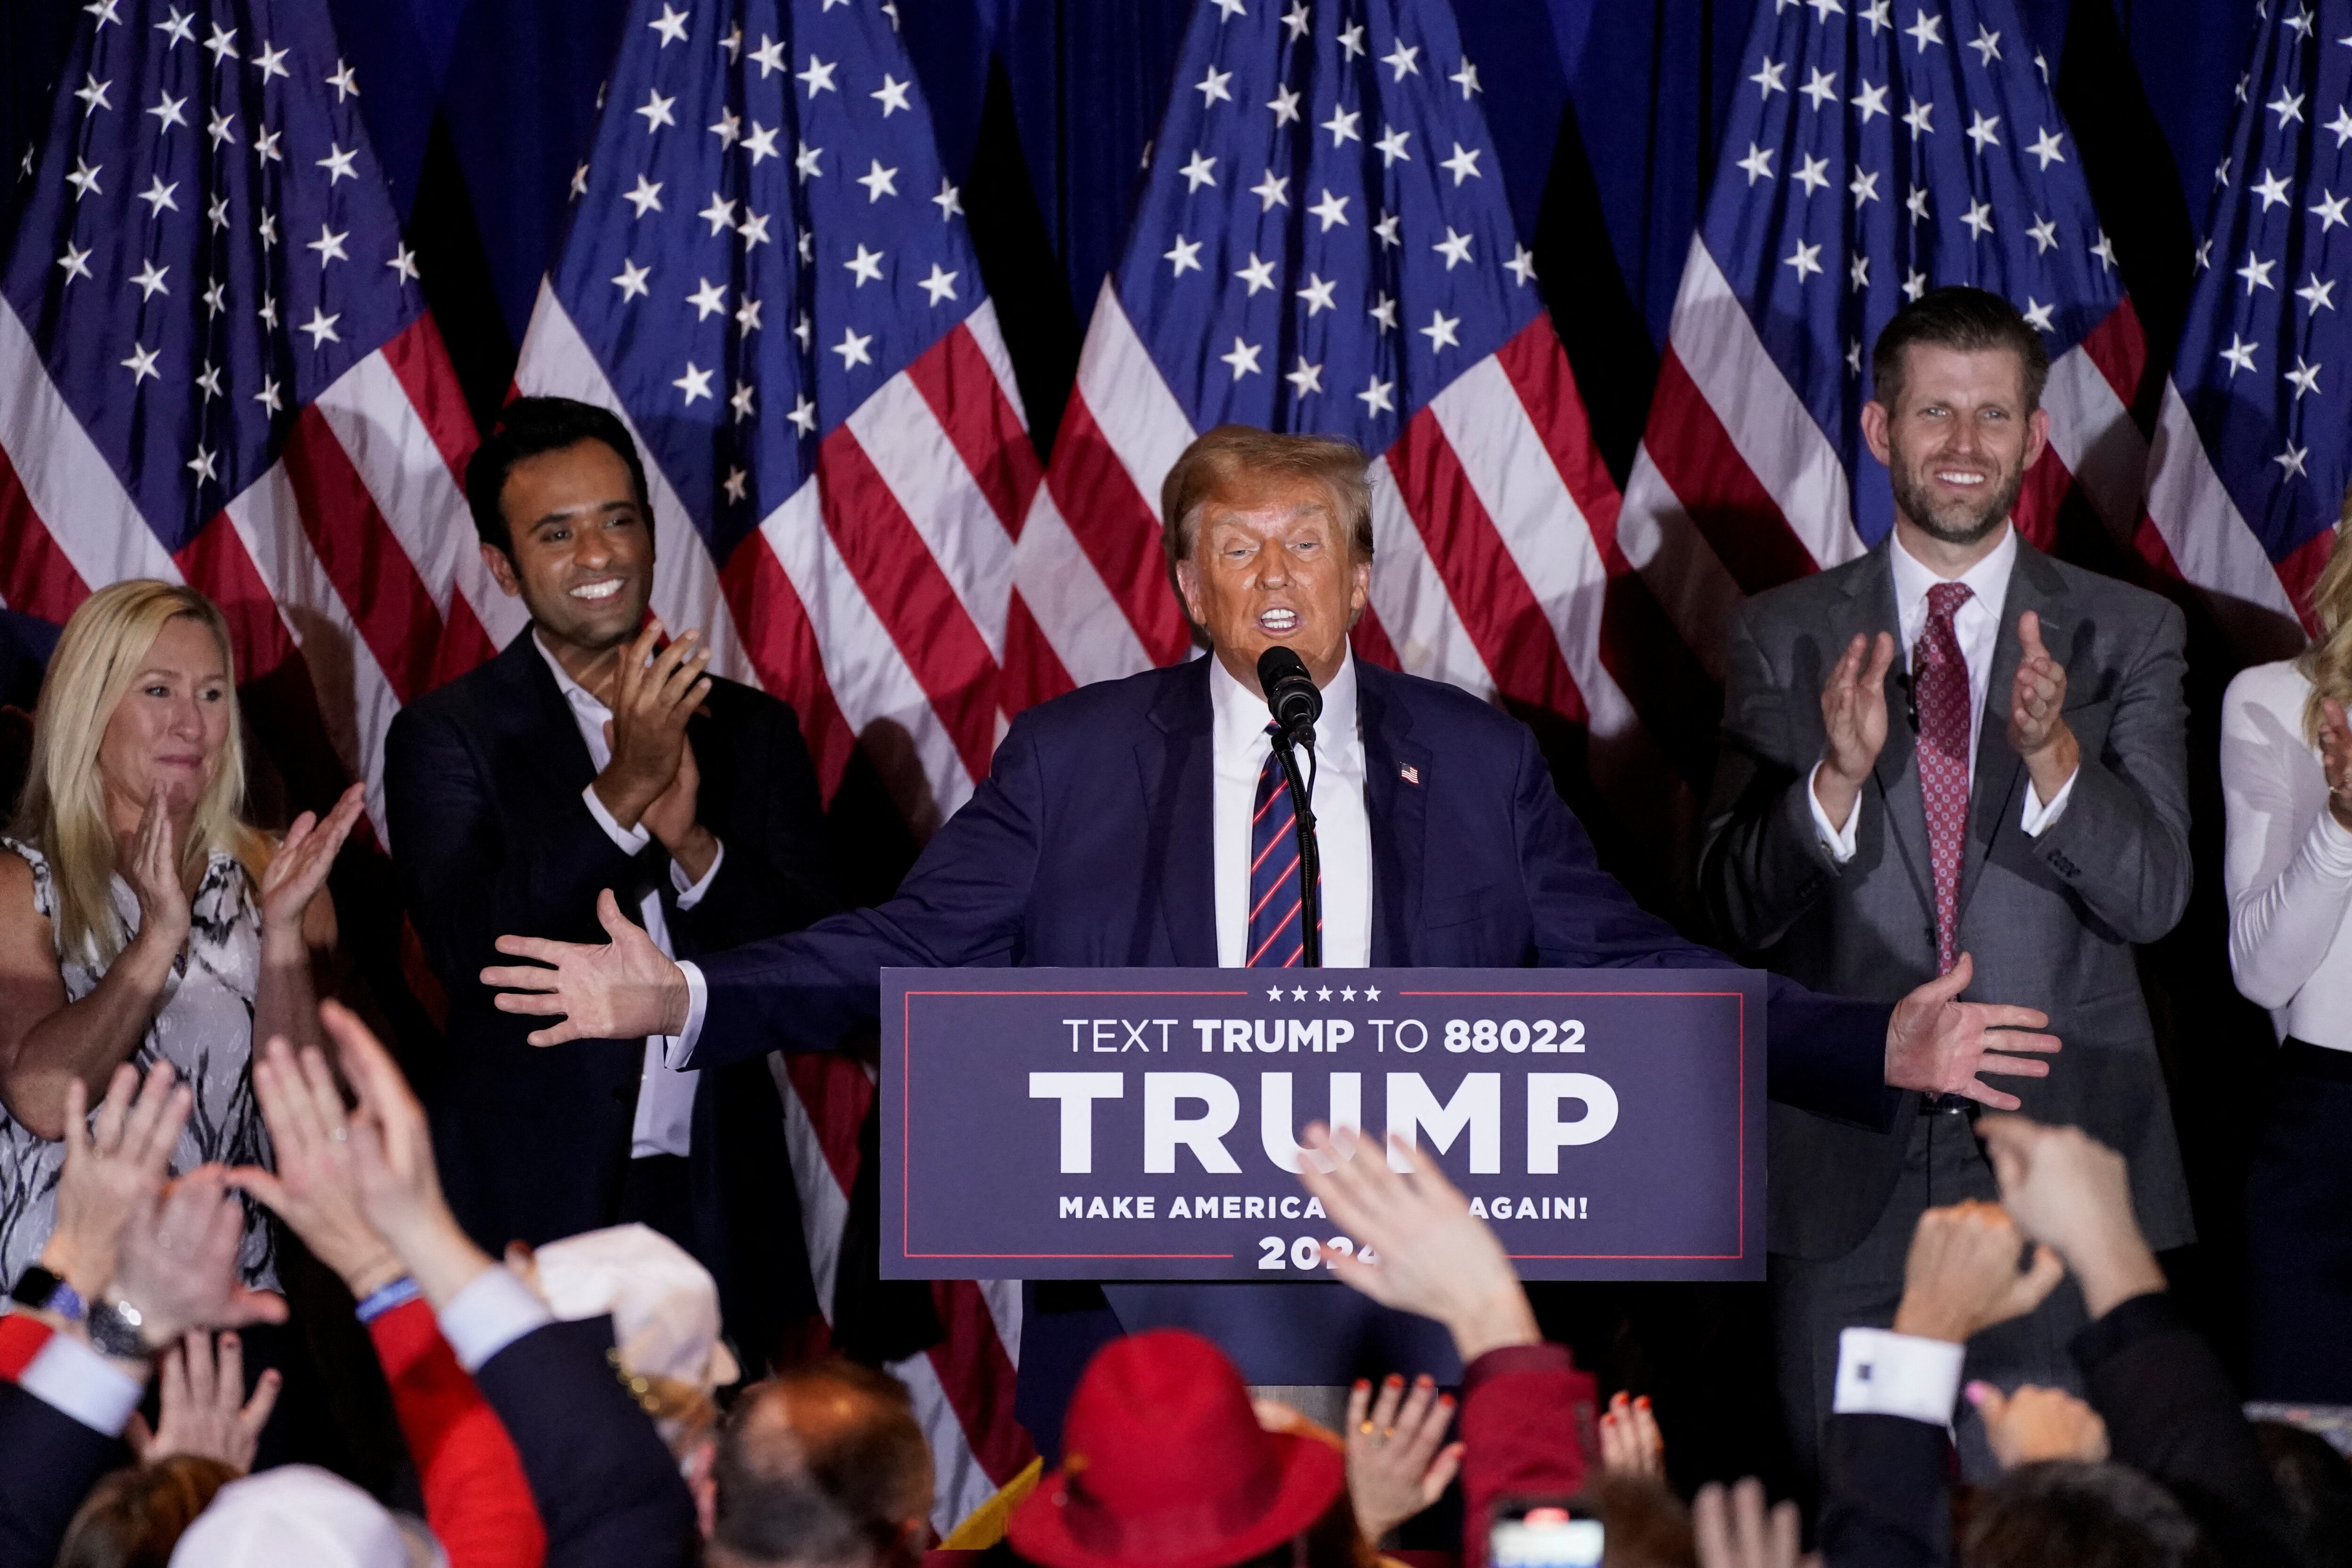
[527,1222,740,1389]
[168,1466,444,1568]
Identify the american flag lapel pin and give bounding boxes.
[1399,764,1421,786]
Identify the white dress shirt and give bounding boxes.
[1831,1325,1965,1425]
[2221,658,2352,1052]
[1209,649,1375,968]
[535,634,722,1159]
[1810,527,2076,860]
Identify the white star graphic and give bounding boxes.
[147,90,186,131]
[1251,170,1290,209]
[136,174,177,215]
[1800,66,1838,110]
[2217,156,2233,191]
[857,159,899,202]
[1234,252,1277,294]
[1363,986,1380,1001]
[1196,65,1233,106]
[1179,150,1217,190]
[1374,125,1411,166]
[1419,309,1461,351]
[207,193,229,230]
[918,263,959,305]
[623,174,663,217]
[570,161,589,198]
[722,467,747,502]
[795,144,823,181]
[2090,231,2117,271]
[796,53,835,93]
[1283,2,1311,40]
[1284,356,1322,396]
[1219,336,1262,378]
[326,59,359,100]
[203,22,237,62]
[686,277,727,319]
[252,41,288,79]
[2330,107,2352,148]
[64,158,102,199]
[1307,189,1349,230]
[1322,105,1360,146]
[2271,87,2308,126]
[1965,111,2001,151]
[1212,0,1244,19]
[388,245,420,284]
[1737,143,1775,184]
[1851,79,1889,121]
[1357,376,1395,415]
[186,445,217,483]
[1906,186,1931,223]
[1863,0,1891,31]
[254,127,283,164]
[1850,253,1870,291]
[736,209,770,246]
[1902,99,1934,136]
[2256,168,2294,210]
[1292,986,1308,1001]
[257,295,277,328]
[1784,239,1823,281]
[2025,127,2066,170]
[872,74,912,116]
[120,342,160,383]
[201,278,226,315]
[155,6,193,45]
[1847,339,1863,375]
[1340,986,1357,1000]
[2315,191,2350,231]
[1750,57,1786,98]
[1440,141,1483,184]
[129,258,169,299]
[735,296,761,333]
[1452,58,1481,96]
[708,109,741,148]
[744,31,783,75]
[196,362,223,399]
[2278,443,2310,480]
[56,243,92,283]
[1373,211,1400,247]
[254,375,282,412]
[844,243,885,286]
[1316,986,1332,1002]
[1506,244,1537,285]
[2220,333,2259,374]
[306,224,350,264]
[1808,0,1843,17]
[2027,214,2058,253]
[672,362,713,405]
[2288,357,2323,397]
[788,396,817,435]
[1968,23,2001,64]
[1850,168,1880,205]
[1903,267,1928,301]
[1268,85,1302,126]
[1267,985,1284,1002]
[1433,227,1474,269]
[699,193,737,235]
[2196,238,2212,271]
[1338,23,1365,57]
[646,3,688,44]
[1382,41,1420,80]
[934,178,962,220]
[1296,273,1336,314]
[317,143,359,184]
[2022,297,2056,332]
[2299,273,2336,311]
[1164,234,1202,275]
[635,90,675,133]
[743,122,781,163]
[2239,250,2277,293]
[834,327,874,369]
[2286,3,2315,35]
[612,259,652,300]
[257,211,277,247]
[1794,153,1831,195]
[299,307,341,349]
[1962,199,1994,239]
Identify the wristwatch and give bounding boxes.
[84,1296,158,1360]
[8,1266,86,1324]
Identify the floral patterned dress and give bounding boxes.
[0,839,275,1292]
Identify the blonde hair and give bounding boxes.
[2301,516,2352,746]
[13,581,265,965]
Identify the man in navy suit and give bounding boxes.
[485,425,2059,1415]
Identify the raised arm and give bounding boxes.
[2220,673,2352,1008]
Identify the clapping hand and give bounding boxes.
[1815,631,1897,831]
[128,1330,279,1474]
[484,889,691,1046]
[1883,953,2063,1110]
[124,784,191,957]
[592,620,712,831]
[258,784,367,947]
[1343,1373,1462,1543]
[41,1059,190,1299]
[2008,611,2079,805]
[2318,696,2352,833]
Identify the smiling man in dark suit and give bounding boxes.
[1698,288,2193,1481]
[384,396,835,1371]
[483,422,2060,1419]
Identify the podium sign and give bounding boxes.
[880,967,1766,1283]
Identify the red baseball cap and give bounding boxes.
[1009,1330,1347,1568]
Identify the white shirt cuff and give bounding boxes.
[2019,764,2079,837]
[671,839,723,907]
[581,782,652,856]
[1807,761,1862,864]
[15,1329,147,1435]
[437,1266,556,1374]
[660,960,709,1069]
[1832,1326,1966,1425]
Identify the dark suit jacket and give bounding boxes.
[0,1378,121,1568]
[472,1315,699,1568]
[1700,537,2193,1261]
[384,629,836,1355]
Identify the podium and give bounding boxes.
[882,967,1766,1285]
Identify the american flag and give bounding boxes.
[1007,0,1695,836]
[1616,0,2155,693]
[505,0,1034,1531]
[2145,1,2342,649]
[0,0,511,824]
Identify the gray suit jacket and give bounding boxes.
[1700,535,2194,1261]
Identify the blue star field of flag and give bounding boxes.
[1115,0,1541,452]
[1705,0,2122,546]
[2176,1,2350,572]
[552,0,982,566]
[2,0,421,552]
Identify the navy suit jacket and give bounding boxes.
[676,657,1899,1386]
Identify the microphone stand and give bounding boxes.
[1269,726,1322,968]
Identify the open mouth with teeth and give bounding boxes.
[1932,469,1988,488]
[569,578,627,601]
[1255,607,1299,634]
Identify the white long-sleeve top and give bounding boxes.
[2221,658,2352,1051]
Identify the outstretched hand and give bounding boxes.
[482,889,690,1046]
[228,1034,404,1300]
[1816,631,1897,831]
[1295,1124,1538,1362]
[2008,611,2079,803]
[111,1167,287,1346]
[129,1330,279,1474]
[43,1059,190,1299]
[1343,1373,1461,1543]
[258,784,368,942]
[1884,953,2062,1110]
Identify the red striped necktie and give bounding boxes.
[1246,724,1317,967]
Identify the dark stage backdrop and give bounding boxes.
[0,0,2287,1490]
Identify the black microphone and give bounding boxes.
[1256,645,1322,741]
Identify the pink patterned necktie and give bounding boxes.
[1916,581,1974,975]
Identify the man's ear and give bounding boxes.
[1859,400,1893,467]
[1347,557,1371,624]
[2023,405,2050,473]
[481,542,523,599]
[1174,557,1206,627]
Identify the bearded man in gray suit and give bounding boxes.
[1699,286,2193,1479]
